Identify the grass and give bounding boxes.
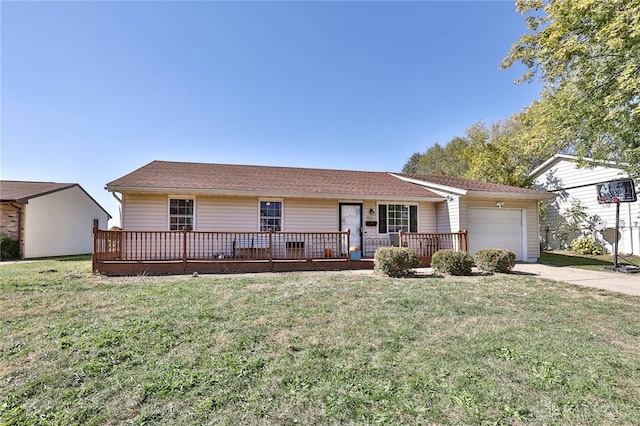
[2,258,640,425]
[540,250,640,271]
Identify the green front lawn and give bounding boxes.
[540,250,640,271]
[2,258,640,425]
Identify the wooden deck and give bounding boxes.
[93,229,467,276]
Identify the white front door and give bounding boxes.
[340,204,362,252]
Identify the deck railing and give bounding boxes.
[93,229,352,270]
[398,230,468,257]
[93,228,467,275]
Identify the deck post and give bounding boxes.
[92,227,98,273]
[182,227,188,271]
[459,230,468,252]
[346,229,351,267]
[268,230,273,271]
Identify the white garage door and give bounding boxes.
[468,208,524,261]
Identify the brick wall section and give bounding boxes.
[1,202,25,256]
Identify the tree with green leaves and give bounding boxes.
[403,115,557,187]
[462,117,542,187]
[501,0,640,177]
[402,137,470,176]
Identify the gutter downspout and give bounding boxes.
[111,192,123,228]
[628,201,635,255]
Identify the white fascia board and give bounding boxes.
[388,173,468,196]
[466,190,557,200]
[106,186,443,202]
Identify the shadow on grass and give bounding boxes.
[540,252,613,268]
[411,270,501,279]
[507,269,538,276]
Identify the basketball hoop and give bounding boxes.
[597,196,620,204]
[595,178,638,273]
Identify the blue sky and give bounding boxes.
[2,1,541,226]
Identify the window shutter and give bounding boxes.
[378,205,387,233]
[410,205,418,232]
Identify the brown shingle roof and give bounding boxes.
[0,180,77,202]
[399,173,551,195]
[106,161,444,199]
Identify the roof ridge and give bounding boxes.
[149,159,392,175]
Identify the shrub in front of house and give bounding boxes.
[474,248,516,273]
[431,249,474,276]
[0,234,20,260]
[374,247,420,277]
[571,236,606,255]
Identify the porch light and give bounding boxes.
[369,208,375,216]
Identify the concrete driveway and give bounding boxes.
[512,263,640,296]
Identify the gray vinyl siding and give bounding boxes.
[124,196,344,232]
[120,195,442,259]
[436,199,459,233]
[285,199,338,231]
[122,194,168,230]
[420,188,460,233]
[418,202,437,232]
[120,193,546,259]
[197,197,257,231]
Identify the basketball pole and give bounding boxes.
[613,198,620,270]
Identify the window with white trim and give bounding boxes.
[169,199,194,230]
[260,201,282,231]
[378,204,417,233]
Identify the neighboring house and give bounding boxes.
[105,160,554,262]
[0,181,112,259]
[529,154,639,255]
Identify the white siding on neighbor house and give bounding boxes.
[23,186,110,258]
[536,160,628,192]
[534,160,639,255]
[459,198,541,262]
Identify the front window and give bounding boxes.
[169,199,194,230]
[260,201,282,231]
[378,204,417,233]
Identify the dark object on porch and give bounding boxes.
[233,235,270,259]
[286,241,305,259]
